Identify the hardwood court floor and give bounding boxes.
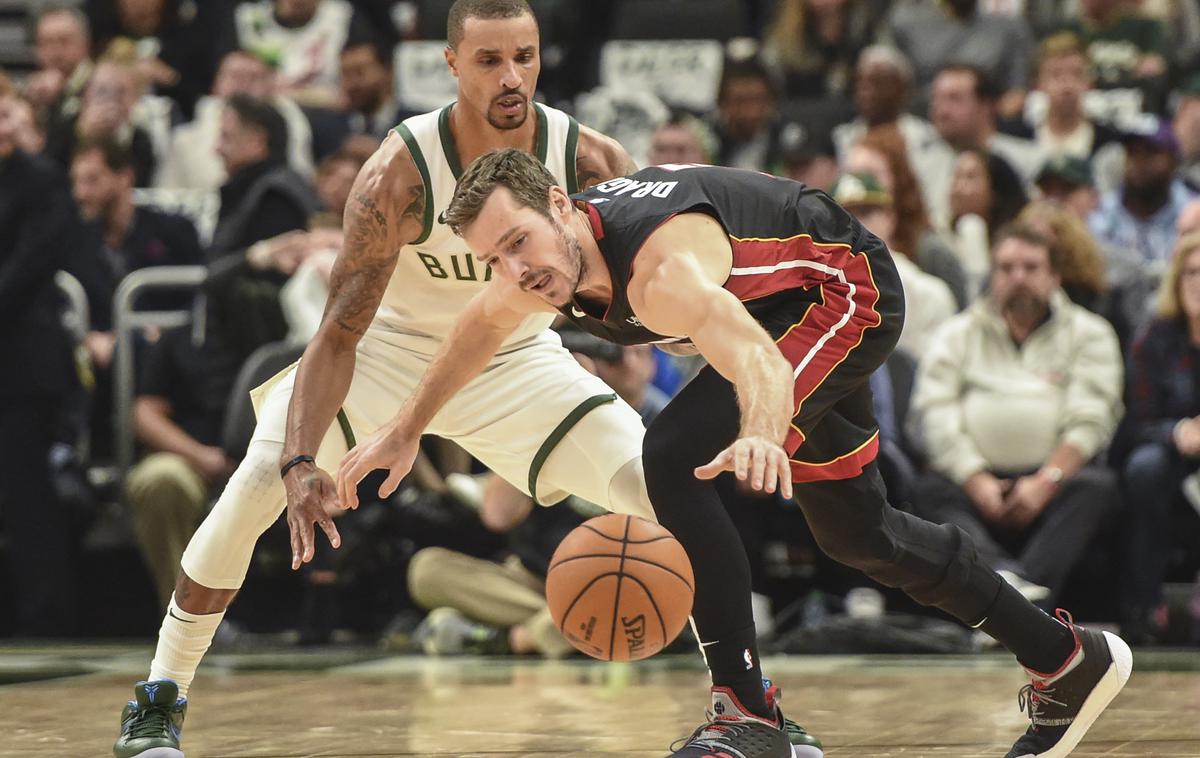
[1,645,1198,757]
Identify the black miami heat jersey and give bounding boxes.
[562,164,901,347]
[565,164,905,482]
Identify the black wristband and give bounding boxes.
[280,454,315,480]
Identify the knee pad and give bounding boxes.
[179,439,286,590]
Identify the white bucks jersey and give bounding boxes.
[369,102,581,355]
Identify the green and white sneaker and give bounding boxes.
[414,607,509,656]
[113,680,186,758]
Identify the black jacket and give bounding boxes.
[0,151,78,397]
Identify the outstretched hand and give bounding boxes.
[695,436,793,500]
[336,425,421,510]
[283,464,342,570]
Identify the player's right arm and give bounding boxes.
[280,134,423,569]
[334,276,553,508]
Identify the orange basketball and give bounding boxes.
[545,514,695,661]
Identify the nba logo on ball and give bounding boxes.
[546,514,695,662]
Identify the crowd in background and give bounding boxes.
[2,0,1200,653]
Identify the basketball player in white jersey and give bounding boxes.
[111,2,658,756]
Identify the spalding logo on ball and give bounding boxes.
[545,514,695,661]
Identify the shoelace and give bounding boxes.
[1018,681,1068,722]
[127,704,175,740]
[668,712,757,752]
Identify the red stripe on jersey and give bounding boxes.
[724,234,854,301]
[582,201,606,240]
[774,252,881,414]
[789,432,880,483]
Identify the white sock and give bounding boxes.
[148,593,225,699]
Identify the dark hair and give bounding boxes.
[225,93,288,163]
[935,63,1001,103]
[447,0,535,49]
[341,35,393,68]
[960,147,1028,234]
[991,220,1061,271]
[73,134,134,173]
[445,147,556,235]
[718,56,778,103]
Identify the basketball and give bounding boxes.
[545,514,695,662]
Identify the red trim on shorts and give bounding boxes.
[789,432,880,483]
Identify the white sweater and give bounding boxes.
[912,290,1123,483]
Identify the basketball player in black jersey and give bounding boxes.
[337,150,1132,758]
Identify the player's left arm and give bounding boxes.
[628,214,796,498]
[575,126,637,189]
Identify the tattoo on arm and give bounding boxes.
[323,187,410,338]
[400,183,425,228]
[576,137,636,189]
[576,153,604,190]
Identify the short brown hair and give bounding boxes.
[991,220,1061,271]
[1036,32,1088,74]
[447,0,535,49]
[73,134,133,173]
[445,147,557,236]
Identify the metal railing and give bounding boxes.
[112,266,208,473]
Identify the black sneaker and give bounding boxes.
[113,680,186,758]
[668,686,819,758]
[1005,610,1133,758]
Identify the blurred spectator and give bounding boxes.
[0,93,80,635]
[847,125,969,307]
[126,325,233,607]
[1060,0,1168,111]
[930,64,1044,186]
[884,0,1033,119]
[646,111,715,166]
[27,5,93,131]
[1119,231,1200,640]
[1175,75,1200,193]
[1035,154,1100,221]
[207,94,318,359]
[68,136,201,319]
[45,45,158,186]
[760,0,888,100]
[710,56,782,172]
[86,0,213,118]
[1018,200,1110,315]
[0,94,47,155]
[776,122,838,193]
[1089,116,1195,267]
[1181,199,1200,236]
[1019,33,1121,169]
[337,38,409,140]
[159,48,315,191]
[231,0,369,109]
[831,171,956,357]
[946,147,1029,297]
[912,223,1123,606]
[833,45,949,219]
[407,497,585,658]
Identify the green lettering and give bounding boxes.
[418,252,448,278]
[451,254,477,281]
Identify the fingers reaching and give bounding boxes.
[694,448,733,480]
